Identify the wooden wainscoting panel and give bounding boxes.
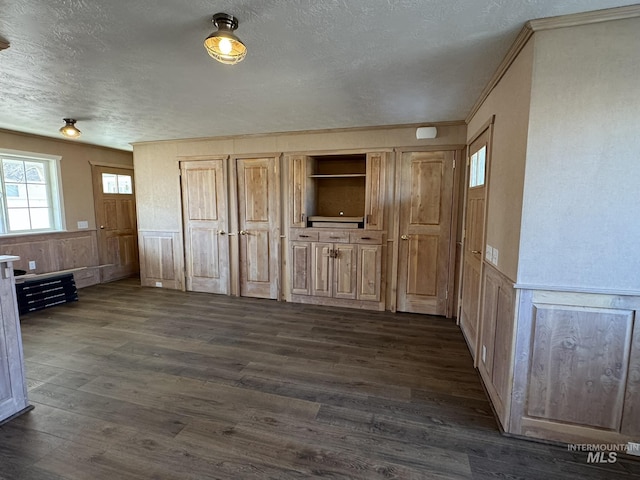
[477,264,515,430]
[493,285,515,408]
[0,231,100,286]
[0,240,52,274]
[622,315,640,435]
[139,231,183,290]
[55,232,99,271]
[527,305,633,430]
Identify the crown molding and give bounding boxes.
[465,4,640,124]
[528,3,640,31]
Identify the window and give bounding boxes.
[102,173,132,194]
[469,145,486,188]
[0,151,64,234]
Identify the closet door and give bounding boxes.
[236,157,280,299]
[396,151,454,315]
[181,159,229,294]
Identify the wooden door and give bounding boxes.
[289,155,308,228]
[333,244,357,300]
[290,241,311,295]
[357,244,382,302]
[311,242,332,297]
[364,152,386,230]
[92,165,139,282]
[396,151,454,315]
[236,157,280,299]
[181,159,229,294]
[460,129,490,358]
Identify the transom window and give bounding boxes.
[102,173,133,194]
[469,145,486,188]
[0,151,64,235]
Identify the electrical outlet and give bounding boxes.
[628,443,640,456]
[28,260,36,270]
[155,281,163,288]
[482,345,487,363]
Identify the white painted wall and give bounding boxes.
[518,17,640,292]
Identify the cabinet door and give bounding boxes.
[357,244,382,302]
[311,242,332,297]
[364,152,386,230]
[291,242,311,295]
[289,155,307,227]
[333,244,357,300]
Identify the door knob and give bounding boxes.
[472,250,481,254]
[239,230,248,236]
[401,234,409,240]
[100,225,105,229]
[218,230,226,235]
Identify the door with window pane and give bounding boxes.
[92,165,139,282]
[459,128,490,360]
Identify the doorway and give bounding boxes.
[459,125,491,359]
[92,164,139,282]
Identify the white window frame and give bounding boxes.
[0,148,65,235]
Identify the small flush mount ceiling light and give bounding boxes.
[59,118,81,138]
[416,126,437,139]
[204,13,247,65]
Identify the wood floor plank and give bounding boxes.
[1,278,637,479]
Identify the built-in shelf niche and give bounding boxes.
[308,154,366,227]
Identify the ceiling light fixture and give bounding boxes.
[59,118,81,138]
[204,13,246,65]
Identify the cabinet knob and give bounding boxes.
[401,234,409,240]
[472,250,481,254]
[218,230,226,235]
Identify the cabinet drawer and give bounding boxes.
[290,229,319,242]
[349,231,383,244]
[318,231,350,243]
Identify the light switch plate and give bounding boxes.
[77,220,89,229]
[155,282,162,288]
[485,245,493,261]
[492,248,499,265]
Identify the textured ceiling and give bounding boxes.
[0,0,635,151]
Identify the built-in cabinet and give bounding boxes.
[287,152,387,310]
[0,256,31,425]
[290,229,383,308]
[288,152,386,230]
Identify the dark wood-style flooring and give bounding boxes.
[1,279,638,479]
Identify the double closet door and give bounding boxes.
[181,157,280,299]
